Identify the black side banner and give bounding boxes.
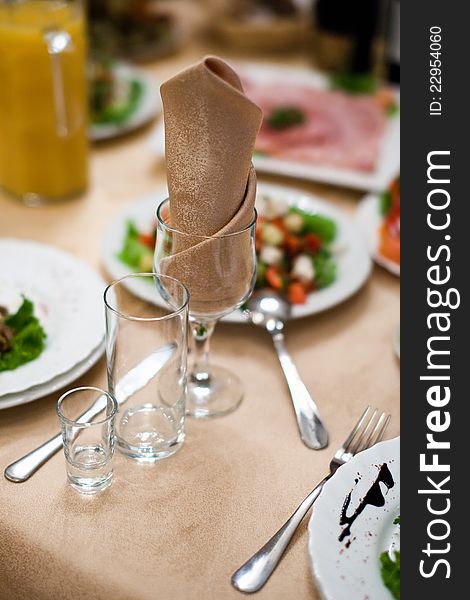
[402,2,466,597]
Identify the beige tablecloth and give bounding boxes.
[0,46,399,600]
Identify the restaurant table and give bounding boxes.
[0,43,399,600]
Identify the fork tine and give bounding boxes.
[354,410,385,453]
[350,408,378,455]
[360,412,386,451]
[370,413,391,446]
[342,406,371,452]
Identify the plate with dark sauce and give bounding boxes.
[308,437,400,600]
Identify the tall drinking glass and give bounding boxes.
[155,199,257,419]
[104,273,189,462]
[0,0,88,205]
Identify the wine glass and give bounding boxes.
[155,198,257,418]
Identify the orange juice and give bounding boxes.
[0,1,88,202]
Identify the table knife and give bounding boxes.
[4,342,176,483]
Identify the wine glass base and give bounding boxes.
[186,365,243,418]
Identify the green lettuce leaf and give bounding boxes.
[288,207,337,243]
[313,249,337,289]
[380,550,400,599]
[0,298,46,372]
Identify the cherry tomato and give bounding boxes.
[284,235,301,256]
[266,266,284,291]
[303,232,322,253]
[288,282,307,304]
[139,233,155,249]
[270,217,286,231]
[379,223,400,264]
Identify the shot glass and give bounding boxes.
[56,386,118,494]
[104,273,189,462]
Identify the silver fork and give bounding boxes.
[231,406,390,593]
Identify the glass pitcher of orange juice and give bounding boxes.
[0,0,88,205]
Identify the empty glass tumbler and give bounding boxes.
[56,386,118,494]
[104,273,189,462]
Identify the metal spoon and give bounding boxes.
[245,290,328,449]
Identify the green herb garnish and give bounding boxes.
[380,190,392,216]
[380,550,400,599]
[394,515,400,525]
[331,72,378,94]
[267,107,305,130]
[0,298,46,372]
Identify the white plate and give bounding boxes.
[101,182,372,322]
[0,239,105,396]
[90,64,161,142]
[0,340,105,410]
[356,193,400,276]
[148,63,400,191]
[309,437,400,600]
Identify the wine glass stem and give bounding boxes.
[190,320,216,383]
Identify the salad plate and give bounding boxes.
[308,437,400,600]
[356,193,400,276]
[149,63,400,192]
[0,239,105,397]
[0,340,104,410]
[101,182,371,322]
[89,63,161,142]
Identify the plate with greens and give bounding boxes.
[0,239,105,398]
[89,63,160,142]
[308,437,400,600]
[101,182,371,322]
[0,341,105,410]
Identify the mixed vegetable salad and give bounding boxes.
[89,61,143,126]
[117,195,338,305]
[0,298,46,372]
[255,195,337,304]
[379,176,400,266]
[118,220,156,273]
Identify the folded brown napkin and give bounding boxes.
[159,56,262,318]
